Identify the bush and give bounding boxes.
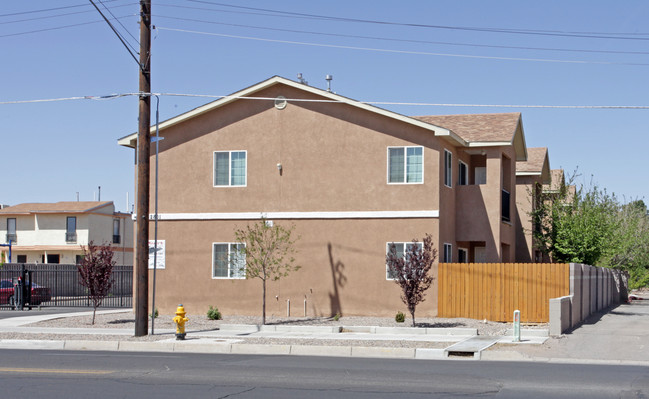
[149,308,159,319]
[207,306,222,320]
[395,311,405,323]
[333,312,341,321]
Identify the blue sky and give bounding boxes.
[2,1,648,212]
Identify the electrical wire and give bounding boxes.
[88,0,139,65]
[0,3,134,25]
[0,15,136,38]
[186,0,649,41]
[2,92,648,109]
[155,26,649,66]
[98,0,139,46]
[154,14,649,57]
[0,0,125,18]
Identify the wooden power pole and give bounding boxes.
[135,0,151,337]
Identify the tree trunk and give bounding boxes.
[410,310,416,327]
[92,307,96,325]
[262,279,266,325]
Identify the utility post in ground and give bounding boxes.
[135,0,152,337]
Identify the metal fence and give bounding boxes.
[0,263,132,309]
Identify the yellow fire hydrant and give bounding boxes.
[172,304,189,340]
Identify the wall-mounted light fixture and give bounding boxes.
[277,163,283,176]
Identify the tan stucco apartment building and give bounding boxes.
[119,76,539,317]
[0,201,133,266]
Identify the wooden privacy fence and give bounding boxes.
[438,263,570,323]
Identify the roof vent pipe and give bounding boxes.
[297,73,308,85]
[325,74,333,92]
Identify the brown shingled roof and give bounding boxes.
[414,112,521,143]
[0,201,113,214]
[517,147,548,173]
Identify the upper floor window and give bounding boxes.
[66,216,77,243]
[443,243,453,262]
[444,150,452,188]
[212,243,246,279]
[385,241,423,280]
[214,151,247,187]
[458,161,468,186]
[6,218,16,243]
[388,146,423,184]
[113,219,121,244]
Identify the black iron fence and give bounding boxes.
[0,263,132,308]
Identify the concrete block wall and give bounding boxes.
[549,263,628,336]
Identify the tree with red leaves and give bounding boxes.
[78,241,115,324]
[386,234,437,327]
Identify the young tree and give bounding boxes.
[234,219,300,325]
[386,234,436,327]
[78,241,115,324]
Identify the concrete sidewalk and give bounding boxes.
[1,303,647,365]
[0,308,548,361]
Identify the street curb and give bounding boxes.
[2,339,648,366]
[219,324,477,336]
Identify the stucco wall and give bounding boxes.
[148,218,440,317]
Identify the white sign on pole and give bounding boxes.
[148,240,165,269]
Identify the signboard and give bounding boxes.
[148,240,165,269]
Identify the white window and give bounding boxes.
[475,167,487,185]
[444,150,452,188]
[458,161,468,186]
[214,151,247,187]
[388,146,423,184]
[6,218,16,243]
[458,248,468,263]
[443,243,452,262]
[385,241,423,280]
[212,243,246,279]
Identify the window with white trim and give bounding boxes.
[385,242,423,280]
[214,151,247,187]
[458,161,468,186]
[458,248,468,263]
[443,243,452,262]
[388,146,423,183]
[212,243,246,278]
[444,150,452,187]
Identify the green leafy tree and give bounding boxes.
[78,241,115,324]
[234,219,300,325]
[386,234,436,327]
[532,173,649,288]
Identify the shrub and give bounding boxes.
[395,311,406,323]
[207,306,222,320]
[333,312,341,321]
[150,308,159,319]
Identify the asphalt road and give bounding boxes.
[1,350,647,398]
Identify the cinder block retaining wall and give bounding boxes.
[549,263,628,336]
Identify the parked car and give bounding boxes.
[0,279,52,305]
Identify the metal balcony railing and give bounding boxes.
[113,235,121,244]
[6,234,16,244]
[65,232,77,243]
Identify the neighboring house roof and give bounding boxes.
[0,201,114,215]
[516,147,551,184]
[118,75,462,148]
[544,169,565,194]
[414,113,527,161]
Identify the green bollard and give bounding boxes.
[513,310,521,342]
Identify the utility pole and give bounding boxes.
[135,0,151,337]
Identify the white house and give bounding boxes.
[0,201,133,265]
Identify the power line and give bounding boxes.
[155,26,649,66]
[154,14,649,57]
[186,0,649,41]
[2,92,649,109]
[0,15,135,38]
[0,0,125,18]
[98,0,139,46]
[0,3,134,25]
[89,0,139,65]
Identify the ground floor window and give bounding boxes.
[42,254,60,264]
[458,248,468,263]
[212,243,246,279]
[385,242,423,280]
[443,243,452,262]
[16,255,26,263]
